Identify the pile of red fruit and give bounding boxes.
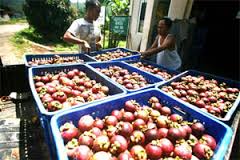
[60,97,217,160]
[94,49,133,61]
[33,69,109,112]
[161,75,239,118]
[131,62,173,80]
[96,66,149,90]
[28,55,84,66]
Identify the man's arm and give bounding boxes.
[63,31,90,51]
[141,35,175,57]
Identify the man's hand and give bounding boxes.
[82,41,91,53]
[96,42,102,51]
[140,51,148,58]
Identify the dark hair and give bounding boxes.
[161,17,172,29]
[85,0,101,10]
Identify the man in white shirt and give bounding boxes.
[63,0,102,52]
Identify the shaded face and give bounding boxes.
[90,6,101,21]
[157,20,169,35]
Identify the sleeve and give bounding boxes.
[67,20,80,37]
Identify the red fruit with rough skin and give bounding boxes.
[105,116,118,126]
[145,141,162,159]
[118,151,133,160]
[65,138,79,158]
[74,145,93,160]
[156,115,168,128]
[91,127,102,137]
[144,128,160,143]
[110,135,128,154]
[60,122,79,142]
[47,100,63,111]
[174,143,192,160]
[117,122,133,137]
[130,130,145,145]
[52,91,67,102]
[92,135,110,152]
[170,113,183,122]
[158,128,168,139]
[134,109,149,122]
[111,110,123,121]
[130,145,147,160]
[122,112,135,122]
[167,128,183,142]
[151,102,162,111]
[193,143,214,159]
[93,118,104,129]
[149,96,159,104]
[100,86,109,94]
[35,81,45,87]
[78,115,94,132]
[78,134,94,147]
[62,101,72,109]
[133,119,146,130]
[158,138,174,156]
[160,106,171,116]
[200,134,217,150]
[67,70,75,79]
[191,122,205,138]
[125,100,139,112]
[90,151,113,160]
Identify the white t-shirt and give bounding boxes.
[156,35,182,70]
[67,18,101,52]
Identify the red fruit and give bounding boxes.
[60,122,79,142]
[151,102,162,111]
[158,128,168,139]
[158,138,174,156]
[78,115,94,132]
[167,128,183,142]
[62,101,72,109]
[60,86,72,95]
[200,134,217,150]
[145,141,162,159]
[156,115,168,128]
[122,111,135,122]
[35,81,45,87]
[134,109,149,122]
[170,113,183,122]
[191,122,205,138]
[144,129,160,143]
[72,69,80,75]
[105,116,118,126]
[100,86,109,94]
[71,90,81,97]
[133,119,146,130]
[125,100,139,112]
[47,100,63,111]
[110,135,128,154]
[130,130,145,145]
[91,151,112,160]
[78,134,94,147]
[52,91,67,102]
[195,100,206,108]
[118,151,133,160]
[74,145,93,160]
[174,143,192,160]
[65,138,79,158]
[91,127,102,137]
[41,76,50,83]
[111,110,123,121]
[93,118,104,129]
[193,143,214,159]
[67,70,75,79]
[149,96,159,104]
[117,122,133,137]
[92,135,110,152]
[130,145,147,160]
[160,106,171,116]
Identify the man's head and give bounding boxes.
[85,0,101,21]
[157,17,172,36]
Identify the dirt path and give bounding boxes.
[0,23,28,65]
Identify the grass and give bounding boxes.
[0,18,27,25]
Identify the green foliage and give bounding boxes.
[23,0,78,40]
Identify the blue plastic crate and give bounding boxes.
[24,53,96,67]
[123,59,180,80]
[156,70,240,122]
[29,64,126,120]
[51,88,232,160]
[87,61,163,93]
[88,47,140,62]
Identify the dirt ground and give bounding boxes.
[0,23,29,65]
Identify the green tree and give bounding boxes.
[23,0,78,40]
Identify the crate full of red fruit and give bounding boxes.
[28,64,126,120]
[124,59,180,81]
[88,47,140,62]
[25,53,96,67]
[50,89,232,160]
[88,61,163,93]
[157,70,240,121]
